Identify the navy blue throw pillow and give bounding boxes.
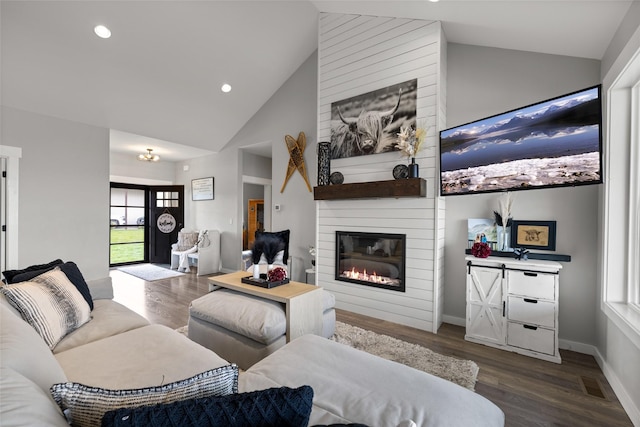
[101,385,313,427]
[59,262,94,311]
[2,259,63,283]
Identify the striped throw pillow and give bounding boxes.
[51,364,238,427]
[1,267,91,349]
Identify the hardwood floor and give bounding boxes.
[110,268,633,427]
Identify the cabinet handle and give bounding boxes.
[523,298,538,304]
[503,301,506,317]
[523,324,538,331]
[524,272,538,277]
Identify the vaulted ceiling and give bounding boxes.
[1,1,633,160]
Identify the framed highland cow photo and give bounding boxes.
[330,79,417,159]
[510,220,557,251]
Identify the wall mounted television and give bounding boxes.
[439,85,603,196]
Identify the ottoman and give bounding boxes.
[188,288,336,370]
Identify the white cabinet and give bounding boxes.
[465,256,562,363]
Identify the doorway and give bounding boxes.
[242,180,272,250]
[109,183,184,266]
[246,199,264,249]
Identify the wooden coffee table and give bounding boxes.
[208,271,323,342]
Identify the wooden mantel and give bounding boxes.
[313,178,426,200]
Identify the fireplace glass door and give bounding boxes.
[335,231,406,292]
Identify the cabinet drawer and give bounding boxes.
[508,296,555,328]
[507,322,555,355]
[508,270,556,299]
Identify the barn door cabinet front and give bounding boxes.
[465,256,563,364]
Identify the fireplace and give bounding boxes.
[335,231,406,292]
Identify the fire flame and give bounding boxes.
[343,267,390,284]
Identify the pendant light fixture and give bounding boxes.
[138,148,160,162]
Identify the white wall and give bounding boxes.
[175,149,241,271]
[177,51,318,279]
[316,14,446,332]
[443,44,602,347]
[110,151,176,185]
[1,106,110,280]
[226,51,319,282]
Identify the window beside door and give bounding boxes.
[110,184,147,265]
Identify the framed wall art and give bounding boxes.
[510,220,557,251]
[191,177,214,201]
[330,79,417,159]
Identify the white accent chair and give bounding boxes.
[170,229,221,276]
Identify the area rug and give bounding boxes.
[175,321,478,390]
[331,321,478,390]
[117,264,185,281]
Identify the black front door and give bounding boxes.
[148,186,184,264]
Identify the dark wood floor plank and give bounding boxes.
[109,268,633,427]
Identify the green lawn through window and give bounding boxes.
[110,228,145,264]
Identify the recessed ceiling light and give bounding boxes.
[94,25,111,39]
[221,83,232,93]
[429,0,439,2]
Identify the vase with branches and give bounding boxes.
[395,124,427,178]
[493,192,515,251]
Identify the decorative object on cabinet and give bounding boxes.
[465,256,562,363]
[317,142,331,186]
[329,171,344,185]
[191,177,214,201]
[511,220,557,251]
[281,132,312,193]
[330,79,416,159]
[471,242,491,258]
[467,219,498,250]
[513,248,530,260]
[463,248,571,262]
[494,192,515,251]
[392,164,409,180]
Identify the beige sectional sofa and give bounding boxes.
[0,274,504,427]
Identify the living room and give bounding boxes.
[1,1,639,425]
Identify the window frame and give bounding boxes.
[602,49,640,350]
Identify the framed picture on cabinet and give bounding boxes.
[510,220,556,251]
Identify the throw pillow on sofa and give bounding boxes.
[51,364,238,427]
[101,385,313,427]
[1,268,91,349]
[1,258,63,283]
[10,261,94,310]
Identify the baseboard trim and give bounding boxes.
[558,338,597,356]
[592,347,640,426]
[442,315,465,327]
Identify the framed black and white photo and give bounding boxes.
[330,79,417,159]
[191,177,214,201]
[510,220,557,251]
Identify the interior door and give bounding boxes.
[247,199,264,249]
[149,186,184,264]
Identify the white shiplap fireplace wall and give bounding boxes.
[316,14,447,333]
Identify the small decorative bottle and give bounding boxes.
[408,157,419,178]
